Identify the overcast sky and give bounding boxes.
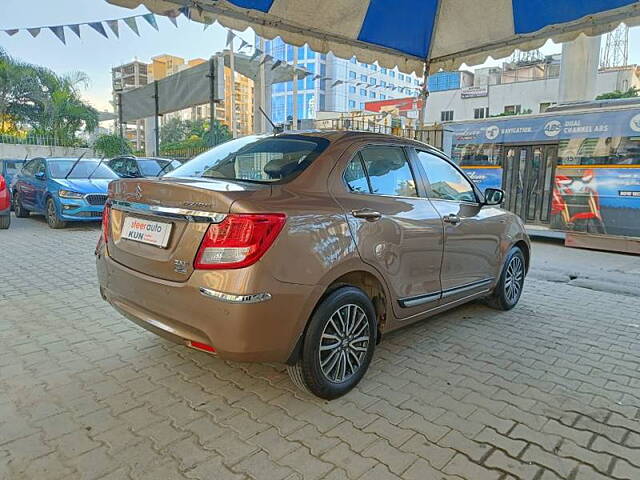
[2,0,640,112]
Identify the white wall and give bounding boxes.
[426,69,640,124]
[0,144,95,160]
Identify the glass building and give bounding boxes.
[262,37,422,124]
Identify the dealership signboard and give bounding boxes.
[460,86,489,99]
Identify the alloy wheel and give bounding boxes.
[504,255,524,304]
[318,304,370,383]
[47,200,56,225]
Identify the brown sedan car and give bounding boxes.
[96,131,529,399]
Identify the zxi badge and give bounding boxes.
[173,260,188,274]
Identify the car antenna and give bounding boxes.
[64,152,87,180]
[259,106,283,135]
[156,159,175,177]
[88,156,106,180]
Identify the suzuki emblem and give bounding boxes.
[134,184,143,199]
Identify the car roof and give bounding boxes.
[274,130,441,152]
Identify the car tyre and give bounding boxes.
[13,192,30,218]
[287,286,376,400]
[0,215,9,229]
[486,246,526,311]
[46,197,66,229]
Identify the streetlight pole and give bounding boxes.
[292,46,299,130]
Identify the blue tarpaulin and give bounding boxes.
[107,0,640,73]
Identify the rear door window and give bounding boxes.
[358,146,417,197]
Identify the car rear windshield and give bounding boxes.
[166,135,329,184]
[48,160,119,179]
[138,159,180,176]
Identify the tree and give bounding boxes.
[160,117,231,151]
[596,87,639,100]
[0,47,98,144]
[94,134,132,157]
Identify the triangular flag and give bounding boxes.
[68,24,81,38]
[4,29,19,36]
[331,80,344,87]
[88,22,108,38]
[49,25,66,45]
[106,19,119,38]
[203,22,210,31]
[168,15,178,27]
[226,29,235,47]
[179,6,191,19]
[239,39,248,50]
[250,49,262,62]
[271,59,283,70]
[259,55,271,67]
[313,74,321,80]
[28,28,41,38]
[143,13,159,31]
[124,17,139,36]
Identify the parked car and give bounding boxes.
[1,158,27,207]
[96,132,530,399]
[108,156,181,178]
[13,157,118,229]
[0,173,10,229]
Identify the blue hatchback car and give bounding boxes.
[12,157,118,228]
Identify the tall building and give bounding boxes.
[111,60,148,150]
[262,37,422,125]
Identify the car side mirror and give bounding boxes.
[483,188,504,206]
[34,172,46,181]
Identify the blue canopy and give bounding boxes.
[108,0,640,73]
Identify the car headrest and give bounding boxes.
[263,156,300,179]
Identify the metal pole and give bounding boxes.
[118,92,124,138]
[154,81,160,156]
[418,62,431,130]
[229,43,237,138]
[209,56,216,144]
[292,46,299,130]
[258,36,266,133]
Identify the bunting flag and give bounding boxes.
[178,7,191,20]
[49,26,66,45]
[106,19,120,38]
[27,28,41,38]
[167,15,178,27]
[68,24,81,38]
[123,17,139,36]
[4,29,19,36]
[250,49,263,62]
[271,59,283,70]
[239,39,249,50]
[259,55,272,67]
[143,13,159,31]
[88,22,108,38]
[226,29,235,47]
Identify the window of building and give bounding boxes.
[360,74,368,82]
[349,71,356,79]
[348,100,356,109]
[359,147,418,197]
[441,110,454,122]
[504,105,522,115]
[305,63,316,89]
[369,78,376,86]
[473,107,489,119]
[359,102,365,109]
[359,62,367,68]
[380,94,386,100]
[539,102,555,113]
[350,57,357,64]
[380,80,386,88]
[399,73,405,81]
[360,88,367,96]
[349,86,356,94]
[370,91,376,98]
[306,47,315,59]
[272,96,285,123]
[371,64,377,71]
[389,71,396,78]
[380,67,387,74]
[319,94,326,111]
[416,151,476,203]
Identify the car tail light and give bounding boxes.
[0,175,5,191]
[101,203,111,243]
[194,213,286,270]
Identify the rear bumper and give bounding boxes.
[96,248,320,363]
[0,207,9,216]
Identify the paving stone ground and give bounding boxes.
[1,214,640,480]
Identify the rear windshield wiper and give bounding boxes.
[64,152,87,179]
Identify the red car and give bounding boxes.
[0,173,10,229]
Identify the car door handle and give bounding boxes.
[443,214,461,225]
[351,209,382,222]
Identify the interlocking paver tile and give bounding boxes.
[3,217,640,479]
